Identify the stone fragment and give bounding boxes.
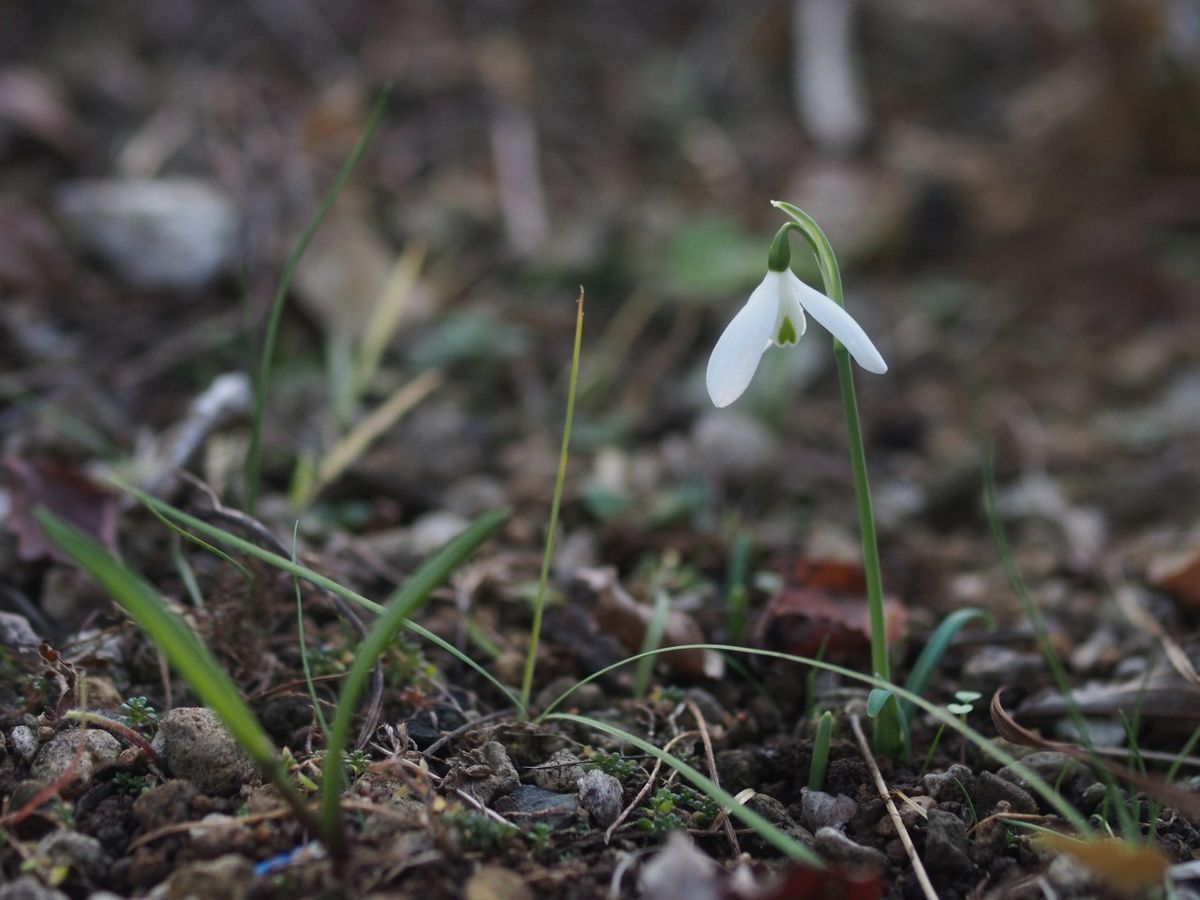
[577,769,623,827]
[35,830,110,882]
[813,826,888,871]
[133,779,198,831]
[55,178,238,291]
[973,770,1038,816]
[162,854,254,900]
[10,725,38,762]
[532,749,585,793]
[923,809,975,876]
[152,708,258,796]
[30,729,121,793]
[800,787,857,831]
[465,865,534,900]
[443,741,519,806]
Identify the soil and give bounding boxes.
[2,2,1200,899]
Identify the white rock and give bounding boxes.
[55,177,238,291]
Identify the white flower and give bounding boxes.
[705,268,887,408]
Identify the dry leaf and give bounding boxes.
[578,567,723,679]
[1149,545,1200,609]
[754,558,906,662]
[1038,833,1169,897]
[2,456,118,563]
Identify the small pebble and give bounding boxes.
[10,725,37,762]
[31,729,122,793]
[577,769,623,827]
[152,708,258,796]
[813,826,888,871]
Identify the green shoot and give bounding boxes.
[634,587,670,699]
[770,200,900,757]
[725,530,752,643]
[520,289,584,713]
[245,88,391,514]
[292,522,330,739]
[809,710,833,791]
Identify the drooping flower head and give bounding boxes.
[705,204,886,408]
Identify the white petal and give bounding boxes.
[785,271,887,373]
[706,274,778,407]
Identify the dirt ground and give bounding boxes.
[2,2,1200,898]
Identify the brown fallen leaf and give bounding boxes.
[1149,545,1200,609]
[1038,833,1170,897]
[754,558,906,663]
[2,456,118,563]
[577,567,723,679]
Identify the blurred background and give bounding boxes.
[2,0,1199,630]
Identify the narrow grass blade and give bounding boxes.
[34,508,320,836]
[355,241,426,394]
[245,88,391,513]
[539,643,1094,835]
[292,522,330,739]
[319,509,508,852]
[297,368,443,508]
[634,588,669,698]
[118,482,525,714]
[520,289,584,712]
[725,530,753,644]
[894,607,994,724]
[809,710,833,791]
[547,711,823,865]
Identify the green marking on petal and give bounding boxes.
[777,316,798,345]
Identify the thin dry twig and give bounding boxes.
[684,698,740,857]
[849,714,939,900]
[604,731,698,844]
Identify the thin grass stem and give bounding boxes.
[245,88,391,513]
[520,289,584,713]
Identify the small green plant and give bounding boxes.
[119,696,159,730]
[808,710,834,791]
[112,771,150,795]
[585,750,637,780]
[636,787,688,837]
[526,822,554,853]
[446,809,519,853]
[919,690,981,776]
[344,749,371,780]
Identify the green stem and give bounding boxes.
[520,290,585,713]
[245,88,391,514]
[771,201,901,757]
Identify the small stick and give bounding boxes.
[604,731,697,843]
[685,699,741,857]
[849,714,939,900]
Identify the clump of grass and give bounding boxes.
[37,502,506,865]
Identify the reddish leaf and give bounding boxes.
[755,558,906,662]
[2,456,118,563]
[757,864,882,900]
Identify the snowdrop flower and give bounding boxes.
[705,222,887,408]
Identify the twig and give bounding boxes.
[420,709,512,760]
[685,699,740,857]
[66,711,168,771]
[604,731,697,844]
[849,714,939,900]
